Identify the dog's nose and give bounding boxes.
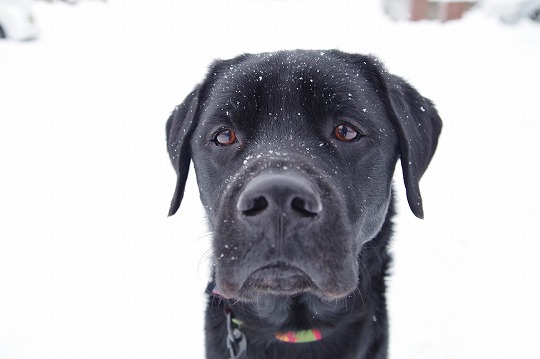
[237,174,322,218]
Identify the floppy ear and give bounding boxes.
[166,86,200,216]
[384,73,442,219]
[328,51,442,218]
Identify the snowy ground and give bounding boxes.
[1,1,539,358]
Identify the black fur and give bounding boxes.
[166,50,442,359]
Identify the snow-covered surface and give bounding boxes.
[1,1,539,358]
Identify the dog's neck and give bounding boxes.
[209,285,375,342]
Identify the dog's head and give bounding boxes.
[166,50,441,301]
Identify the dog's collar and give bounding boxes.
[208,282,328,344]
[225,306,247,359]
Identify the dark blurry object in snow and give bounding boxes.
[383,0,477,21]
[35,0,106,4]
[0,0,38,40]
[497,0,540,23]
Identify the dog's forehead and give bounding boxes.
[220,51,367,88]
[200,51,386,129]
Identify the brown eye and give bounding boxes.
[214,129,237,146]
[334,123,360,142]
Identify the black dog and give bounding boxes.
[166,50,441,359]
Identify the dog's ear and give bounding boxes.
[165,56,250,217]
[166,86,200,216]
[383,71,442,219]
[335,51,442,218]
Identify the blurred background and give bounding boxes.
[1,0,539,358]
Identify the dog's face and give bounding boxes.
[167,50,441,302]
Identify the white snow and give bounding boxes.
[1,1,539,359]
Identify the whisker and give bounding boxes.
[198,248,214,277]
[188,230,214,247]
[362,241,385,278]
[256,295,265,324]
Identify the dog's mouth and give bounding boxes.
[240,262,315,296]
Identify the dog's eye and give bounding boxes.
[334,123,361,142]
[213,129,237,146]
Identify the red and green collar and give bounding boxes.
[209,282,328,345]
[227,308,328,344]
[275,328,324,343]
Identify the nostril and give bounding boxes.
[291,197,320,218]
[242,196,268,217]
[236,174,323,220]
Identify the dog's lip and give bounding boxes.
[241,262,315,294]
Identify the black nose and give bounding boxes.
[237,174,322,218]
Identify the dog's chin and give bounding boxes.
[216,263,358,302]
[240,264,314,296]
[225,264,346,302]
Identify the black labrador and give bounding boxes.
[166,50,441,359]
